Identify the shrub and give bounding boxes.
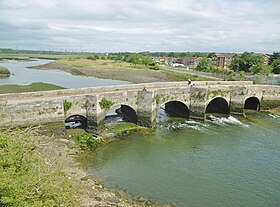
[0,66,10,75]
[99,98,114,110]
[63,100,72,112]
[74,132,102,151]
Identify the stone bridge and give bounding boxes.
[0,81,280,132]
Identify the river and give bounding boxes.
[0,59,129,88]
[82,113,280,207]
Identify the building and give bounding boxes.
[175,57,201,67]
[212,53,236,69]
[260,54,270,65]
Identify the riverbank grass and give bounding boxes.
[0,82,65,94]
[0,129,79,206]
[33,58,211,83]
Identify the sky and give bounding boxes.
[0,0,279,53]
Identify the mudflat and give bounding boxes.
[31,59,207,83]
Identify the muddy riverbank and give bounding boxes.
[30,59,208,83]
[38,124,162,207]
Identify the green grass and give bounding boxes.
[0,66,10,75]
[58,58,150,70]
[106,122,141,134]
[161,69,213,81]
[0,129,79,206]
[0,82,65,94]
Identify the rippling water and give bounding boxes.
[84,113,280,207]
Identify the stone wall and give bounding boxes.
[0,81,279,130]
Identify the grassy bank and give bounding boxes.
[32,58,211,83]
[0,82,65,94]
[0,124,160,207]
[0,66,10,77]
[0,129,79,206]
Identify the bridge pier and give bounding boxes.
[136,89,157,128]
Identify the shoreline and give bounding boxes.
[48,124,161,207]
[29,59,210,83]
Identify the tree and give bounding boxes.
[207,52,216,58]
[230,52,264,74]
[168,52,176,57]
[269,52,280,65]
[196,57,212,71]
[272,59,280,74]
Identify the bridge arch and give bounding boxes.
[65,114,88,130]
[244,97,260,110]
[206,97,229,114]
[159,100,190,119]
[105,104,138,124]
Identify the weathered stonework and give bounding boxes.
[0,81,279,131]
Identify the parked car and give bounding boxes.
[65,121,82,128]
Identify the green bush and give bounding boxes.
[99,98,114,110]
[0,66,10,75]
[0,130,78,206]
[63,100,72,112]
[74,132,102,151]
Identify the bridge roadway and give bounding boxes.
[0,81,280,131]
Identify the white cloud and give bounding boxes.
[0,0,279,52]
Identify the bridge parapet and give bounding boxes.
[0,81,279,131]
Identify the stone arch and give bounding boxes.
[105,104,138,124]
[244,97,260,110]
[206,97,229,114]
[160,100,190,119]
[65,114,88,130]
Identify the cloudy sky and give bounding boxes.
[0,0,279,53]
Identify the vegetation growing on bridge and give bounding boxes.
[99,98,114,110]
[63,100,72,112]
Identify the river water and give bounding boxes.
[0,59,129,88]
[83,113,280,207]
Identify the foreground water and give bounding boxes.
[84,113,280,207]
[0,59,129,88]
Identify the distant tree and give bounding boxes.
[126,54,141,66]
[193,52,206,57]
[179,52,187,57]
[230,52,264,74]
[140,56,151,66]
[94,54,100,59]
[269,52,280,65]
[168,52,176,57]
[271,59,280,74]
[196,57,212,71]
[207,52,216,58]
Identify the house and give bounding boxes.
[212,53,236,69]
[175,57,201,67]
[260,54,270,65]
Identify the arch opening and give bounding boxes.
[158,101,189,121]
[206,97,229,114]
[65,114,88,130]
[105,105,138,124]
[244,97,260,110]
